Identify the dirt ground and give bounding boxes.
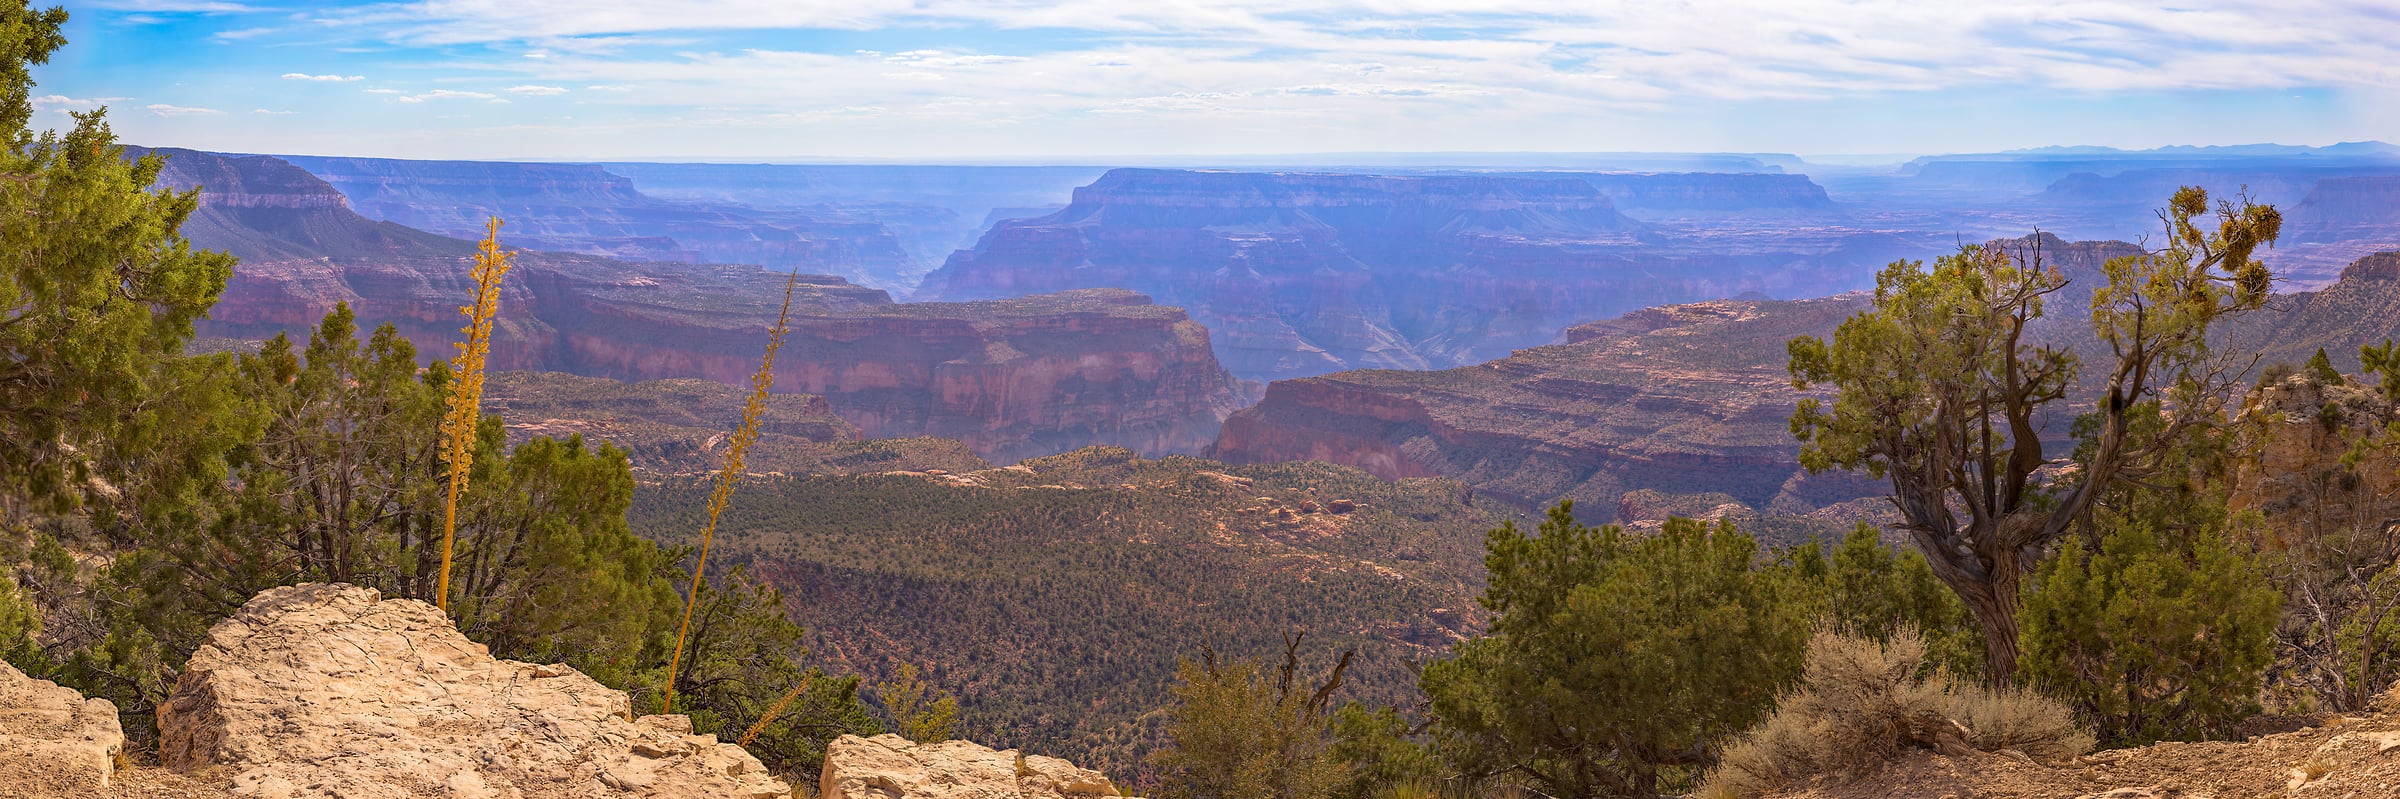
[1774,709,2400,799]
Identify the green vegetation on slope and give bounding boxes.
[629,447,1521,776]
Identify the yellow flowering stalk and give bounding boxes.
[739,674,816,747]
[436,217,514,611]
[663,268,802,713]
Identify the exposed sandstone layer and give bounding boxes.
[142,147,1245,463]
[2227,372,2400,548]
[0,660,124,795]
[918,168,1902,380]
[155,583,789,799]
[819,734,1125,799]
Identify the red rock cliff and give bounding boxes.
[145,147,1246,463]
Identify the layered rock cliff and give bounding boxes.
[274,154,922,290]
[143,147,1248,463]
[917,169,1889,381]
[1209,292,1882,518]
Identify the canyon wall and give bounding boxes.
[273,154,924,290]
[919,168,1898,381]
[143,147,1246,463]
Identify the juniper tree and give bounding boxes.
[1788,187,2278,684]
[0,2,234,515]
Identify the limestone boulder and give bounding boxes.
[155,582,790,799]
[821,734,1126,799]
[0,659,124,795]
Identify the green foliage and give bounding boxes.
[2364,340,2400,401]
[1152,639,1353,799]
[1789,191,2282,684]
[1704,630,2090,799]
[1327,704,1440,799]
[626,455,1511,775]
[1420,505,1813,799]
[1793,524,1984,678]
[2017,509,2281,746]
[0,574,36,666]
[665,568,881,778]
[0,2,235,514]
[2307,348,2346,386]
[878,662,961,744]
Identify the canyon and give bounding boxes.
[141,147,1246,463]
[1210,238,2400,523]
[917,168,1923,381]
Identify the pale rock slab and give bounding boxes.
[0,658,125,795]
[155,582,790,799]
[821,734,1126,799]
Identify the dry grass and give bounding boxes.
[661,268,803,713]
[1702,629,2093,798]
[435,217,514,610]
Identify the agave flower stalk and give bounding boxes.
[663,268,802,713]
[739,673,817,747]
[436,217,514,610]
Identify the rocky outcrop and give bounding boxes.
[144,148,1247,463]
[0,660,124,794]
[818,734,1126,799]
[155,583,790,799]
[918,168,1893,380]
[2227,372,2400,548]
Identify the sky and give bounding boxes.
[31,0,2400,161]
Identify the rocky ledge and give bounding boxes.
[820,734,1129,799]
[155,583,789,799]
[0,660,124,794]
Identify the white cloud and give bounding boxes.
[364,88,404,94]
[32,95,128,110]
[88,0,256,11]
[213,27,276,41]
[282,73,366,82]
[333,0,2400,100]
[254,109,297,115]
[506,85,569,95]
[147,104,226,116]
[393,89,506,103]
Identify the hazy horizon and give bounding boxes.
[39,1,2400,162]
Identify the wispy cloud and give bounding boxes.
[505,85,568,95]
[332,0,2400,100]
[254,108,297,115]
[392,89,506,103]
[283,72,365,82]
[89,0,257,11]
[147,104,226,116]
[33,94,129,110]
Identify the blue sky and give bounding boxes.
[32,0,2400,161]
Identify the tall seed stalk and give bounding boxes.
[436,217,514,610]
[663,268,802,714]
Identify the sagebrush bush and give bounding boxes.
[1702,629,2092,798]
